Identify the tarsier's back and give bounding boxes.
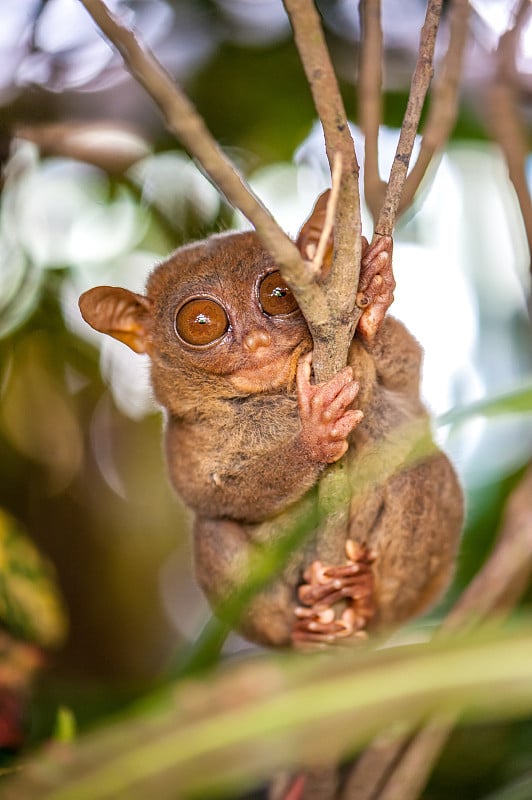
[79,197,463,648]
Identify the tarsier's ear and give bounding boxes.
[296,189,333,268]
[79,286,153,354]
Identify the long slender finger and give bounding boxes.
[309,366,354,413]
[360,234,392,266]
[330,410,364,440]
[322,380,360,422]
[323,563,363,578]
[359,250,392,292]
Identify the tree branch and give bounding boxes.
[358,0,460,228]
[444,462,532,630]
[375,0,444,237]
[281,3,365,618]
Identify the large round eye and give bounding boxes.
[175,298,229,346]
[259,271,299,316]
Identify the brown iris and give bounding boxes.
[259,271,298,316]
[175,298,228,346]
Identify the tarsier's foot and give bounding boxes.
[357,235,395,340]
[292,540,376,648]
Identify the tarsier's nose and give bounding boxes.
[243,329,271,352]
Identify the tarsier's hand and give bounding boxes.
[357,235,395,340]
[297,353,363,464]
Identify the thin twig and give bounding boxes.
[78,0,327,321]
[310,154,343,275]
[374,717,456,800]
[444,463,532,630]
[358,0,464,225]
[302,767,339,800]
[343,462,532,800]
[340,731,410,799]
[399,0,470,214]
[375,0,444,237]
[358,0,386,222]
[485,0,532,273]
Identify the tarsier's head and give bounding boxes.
[79,197,329,411]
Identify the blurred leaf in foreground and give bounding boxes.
[438,382,532,426]
[0,509,67,752]
[52,707,77,744]
[0,509,67,650]
[5,623,532,800]
[482,773,532,800]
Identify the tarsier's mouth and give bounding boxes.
[229,340,311,395]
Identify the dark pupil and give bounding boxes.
[259,270,299,316]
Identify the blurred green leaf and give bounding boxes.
[437,383,532,427]
[0,244,43,340]
[0,508,67,648]
[6,624,532,800]
[481,773,532,800]
[53,707,77,744]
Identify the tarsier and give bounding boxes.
[79,193,463,648]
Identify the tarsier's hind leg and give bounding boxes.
[194,514,378,649]
[193,514,302,647]
[291,451,462,646]
[369,452,463,627]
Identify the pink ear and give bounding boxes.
[296,190,333,265]
[79,286,153,354]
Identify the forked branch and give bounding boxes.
[283,0,363,379]
[79,0,371,383]
[282,1,365,657]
